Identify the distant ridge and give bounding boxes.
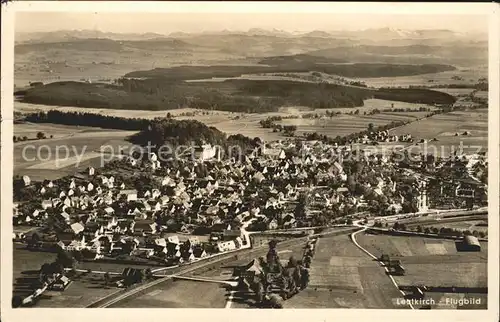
[17,27,487,44]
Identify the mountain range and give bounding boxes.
[16,27,487,44]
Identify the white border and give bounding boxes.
[1,2,499,322]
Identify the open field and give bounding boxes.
[15,100,435,144]
[14,122,114,140]
[284,234,405,308]
[15,101,235,120]
[390,110,488,157]
[14,123,136,181]
[110,279,228,308]
[357,67,487,88]
[279,112,429,138]
[112,229,357,309]
[474,91,488,99]
[419,220,489,234]
[13,246,123,308]
[434,88,477,96]
[13,246,57,298]
[356,234,487,289]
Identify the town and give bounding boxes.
[9,9,491,311]
[12,126,488,307]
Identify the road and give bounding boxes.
[351,222,414,309]
[84,208,483,309]
[100,227,356,308]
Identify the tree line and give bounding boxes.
[24,110,151,130]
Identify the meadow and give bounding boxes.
[356,234,487,289]
[357,67,488,88]
[15,99,434,144]
[284,234,404,309]
[434,88,476,96]
[14,123,136,181]
[390,110,488,157]
[419,220,489,234]
[278,111,429,138]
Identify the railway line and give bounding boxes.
[82,209,484,308]
[89,227,357,308]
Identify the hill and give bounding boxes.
[124,63,456,80]
[308,44,487,66]
[15,37,194,55]
[15,28,487,67]
[18,78,456,113]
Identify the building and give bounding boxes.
[22,175,31,186]
[217,240,237,252]
[194,144,218,161]
[459,235,481,252]
[49,275,72,291]
[120,189,138,202]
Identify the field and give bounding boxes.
[357,67,487,88]
[356,234,487,290]
[390,110,488,157]
[111,280,228,308]
[419,220,489,234]
[13,245,121,307]
[474,91,488,99]
[14,122,136,181]
[279,111,429,138]
[15,100,435,144]
[434,88,477,96]
[13,245,57,297]
[284,234,405,308]
[16,101,235,120]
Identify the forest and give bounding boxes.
[19,77,455,113]
[124,62,456,80]
[22,110,260,154]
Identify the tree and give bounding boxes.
[104,272,110,286]
[416,225,423,233]
[13,136,17,142]
[283,125,297,137]
[294,192,309,220]
[368,123,374,132]
[144,268,153,280]
[12,295,24,308]
[36,131,46,140]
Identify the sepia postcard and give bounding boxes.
[1,2,499,322]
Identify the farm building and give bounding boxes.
[459,235,481,252]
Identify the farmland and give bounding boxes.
[356,234,487,289]
[283,233,405,308]
[13,245,122,307]
[434,88,477,96]
[357,67,488,88]
[390,110,488,157]
[15,99,436,145]
[14,122,112,140]
[418,220,489,234]
[278,111,429,138]
[14,123,136,181]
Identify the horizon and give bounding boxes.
[15,12,488,35]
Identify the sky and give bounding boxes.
[15,12,489,35]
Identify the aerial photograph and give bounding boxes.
[11,10,489,309]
